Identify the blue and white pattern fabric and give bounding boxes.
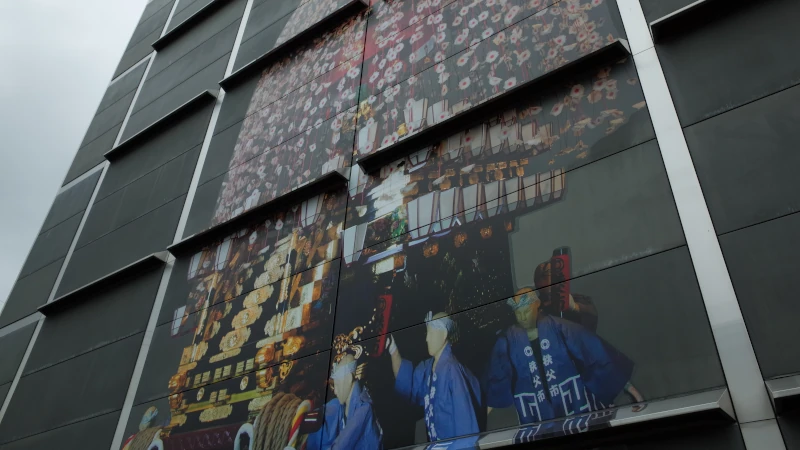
[487,316,633,426]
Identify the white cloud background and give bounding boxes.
[0,0,147,311]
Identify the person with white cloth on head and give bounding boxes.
[385,312,482,443]
[308,352,383,450]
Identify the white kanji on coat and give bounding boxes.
[533,375,542,388]
[543,354,553,366]
[546,369,557,382]
[528,360,537,373]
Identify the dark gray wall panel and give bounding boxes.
[25,268,164,375]
[639,0,697,22]
[720,212,800,379]
[137,20,241,109]
[0,411,120,450]
[97,104,213,200]
[63,124,120,185]
[41,171,101,234]
[114,1,175,77]
[167,0,214,32]
[148,0,247,76]
[0,323,36,385]
[490,140,684,279]
[0,335,141,444]
[114,30,159,78]
[198,118,242,184]
[240,0,300,43]
[780,413,800,450]
[623,425,746,449]
[122,55,229,140]
[209,73,257,134]
[181,175,222,238]
[686,84,800,234]
[96,62,148,113]
[79,91,135,147]
[64,58,147,186]
[574,247,724,399]
[0,259,63,328]
[658,0,800,126]
[172,0,203,16]
[25,273,160,371]
[234,12,292,69]
[133,319,194,405]
[78,147,199,247]
[18,214,82,279]
[56,195,185,296]
[127,1,174,50]
[140,0,174,24]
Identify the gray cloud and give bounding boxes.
[0,0,147,310]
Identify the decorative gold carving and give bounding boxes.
[168,373,186,392]
[244,285,273,308]
[256,368,275,389]
[423,241,439,258]
[169,393,183,410]
[199,405,233,422]
[232,306,262,329]
[254,344,276,366]
[170,414,187,427]
[220,328,251,353]
[209,348,242,363]
[283,336,304,357]
[248,395,272,411]
[279,360,294,381]
[194,341,209,361]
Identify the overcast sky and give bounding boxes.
[0,0,147,311]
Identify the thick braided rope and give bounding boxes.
[253,392,303,450]
[254,392,283,450]
[127,428,161,450]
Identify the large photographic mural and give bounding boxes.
[119,1,728,449]
[355,0,623,156]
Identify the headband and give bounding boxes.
[425,311,455,332]
[506,290,539,311]
[330,360,357,381]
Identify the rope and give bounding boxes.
[127,428,161,450]
[253,392,303,450]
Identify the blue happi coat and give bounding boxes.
[395,344,482,442]
[487,316,633,426]
[307,381,383,450]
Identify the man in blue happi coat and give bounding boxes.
[486,288,644,435]
[386,312,482,444]
[308,352,384,450]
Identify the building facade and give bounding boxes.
[1,0,799,448]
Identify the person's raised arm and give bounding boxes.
[386,334,401,378]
